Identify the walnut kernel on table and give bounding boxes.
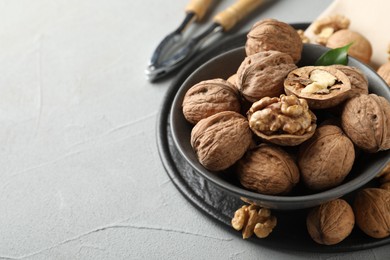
[182,78,241,124]
[190,111,252,172]
[354,188,390,239]
[231,204,277,239]
[306,199,355,245]
[298,125,355,191]
[341,94,390,153]
[284,66,353,109]
[247,94,317,146]
[245,18,303,63]
[236,50,297,103]
[236,143,300,195]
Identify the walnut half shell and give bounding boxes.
[247,94,316,146]
[284,66,352,109]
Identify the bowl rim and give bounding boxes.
[169,44,390,209]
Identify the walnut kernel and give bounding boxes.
[247,94,316,146]
[231,204,277,239]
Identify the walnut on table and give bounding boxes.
[231,204,277,239]
[306,199,355,245]
[354,188,390,239]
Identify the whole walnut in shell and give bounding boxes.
[307,199,355,245]
[341,94,390,153]
[284,66,352,109]
[298,125,355,191]
[182,78,241,124]
[245,18,303,63]
[247,94,317,146]
[191,111,252,171]
[236,143,299,195]
[354,188,390,239]
[236,50,297,103]
[326,29,372,64]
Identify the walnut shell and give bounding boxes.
[298,125,355,191]
[307,199,355,245]
[377,62,390,86]
[191,111,252,171]
[341,94,390,153]
[247,95,317,146]
[331,65,369,96]
[284,66,352,109]
[236,143,299,195]
[354,188,390,239]
[236,50,297,103]
[245,18,303,63]
[182,78,241,124]
[326,29,372,64]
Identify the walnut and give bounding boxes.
[182,78,241,124]
[236,143,300,195]
[330,65,368,96]
[245,19,303,63]
[326,29,372,64]
[306,199,355,245]
[381,182,390,191]
[227,73,238,88]
[284,66,352,109]
[297,29,310,43]
[247,94,317,146]
[298,125,355,191]
[191,111,252,171]
[341,94,390,153]
[311,15,350,45]
[231,204,277,239]
[377,62,390,86]
[236,50,297,103]
[354,188,390,239]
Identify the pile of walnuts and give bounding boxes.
[181,18,390,243]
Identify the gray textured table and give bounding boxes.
[0,0,389,259]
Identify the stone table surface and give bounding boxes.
[0,0,389,259]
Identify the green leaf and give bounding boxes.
[315,43,353,66]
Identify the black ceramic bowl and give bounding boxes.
[170,44,390,210]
